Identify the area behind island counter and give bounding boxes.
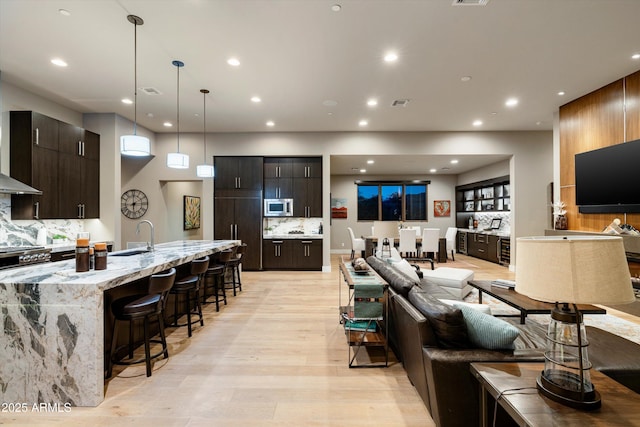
[0,240,239,407]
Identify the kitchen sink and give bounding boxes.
[109,248,150,257]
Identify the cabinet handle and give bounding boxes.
[237,177,241,188]
[77,141,82,156]
[235,224,238,239]
[276,166,280,178]
[34,201,40,219]
[34,128,39,145]
[78,204,82,218]
[230,224,234,239]
[82,141,85,156]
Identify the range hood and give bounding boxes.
[0,173,42,195]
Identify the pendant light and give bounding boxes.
[196,89,215,178]
[167,60,189,169]
[120,15,151,157]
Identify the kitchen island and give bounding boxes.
[0,240,239,407]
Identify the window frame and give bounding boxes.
[356,180,430,221]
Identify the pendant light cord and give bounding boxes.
[133,20,138,135]
[176,64,180,152]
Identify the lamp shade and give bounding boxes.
[196,164,214,178]
[120,134,150,156]
[515,236,634,304]
[167,152,189,169]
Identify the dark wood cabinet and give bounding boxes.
[292,157,322,178]
[293,177,322,217]
[10,111,100,220]
[214,156,263,191]
[466,232,501,264]
[262,238,322,270]
[57,123,100,219]
[10,112,60,219]
[264,157,293,199]
[214,196,262,270]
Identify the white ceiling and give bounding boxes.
[2,0,640,174]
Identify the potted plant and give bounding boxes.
[52,234,67,245]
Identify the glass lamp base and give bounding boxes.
[537,370,601,410]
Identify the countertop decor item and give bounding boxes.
[120,15,150,157]
[196,89,214,178]
[167,60,189,169]
[121,189,148,219]
[515,235,635,410]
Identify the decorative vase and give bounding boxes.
[555,215,568,230]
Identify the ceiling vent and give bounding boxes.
[141,87,162,95]
[452,0,489,5]
[391,99,410,107]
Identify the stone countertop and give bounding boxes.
[458,228,510,238]
[0,239,240,408]
[1,240,238,291]
[263,234,323,239]
[46,240,116,253]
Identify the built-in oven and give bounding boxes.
[0,246,52,270]
[264,198,293,217]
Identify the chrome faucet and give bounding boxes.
[136,220,154,252]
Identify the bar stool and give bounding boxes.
[225,244,246,296]
[170,256,209,337]
[202,250,232,311]
[108,268,176,378]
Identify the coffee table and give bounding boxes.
[471,362,640,427]
[468,280,606,324]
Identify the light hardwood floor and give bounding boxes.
[5,253,638,426]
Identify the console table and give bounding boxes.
[338,258,389,368]
[468,280,606,324]
[471,362,640,426]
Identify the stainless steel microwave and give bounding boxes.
[264,198,293,217]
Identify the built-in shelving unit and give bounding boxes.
[455,175,510,228]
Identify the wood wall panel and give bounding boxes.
[625,69,640,141]
[559,80,625,187]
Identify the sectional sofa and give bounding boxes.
[365,255,640,427]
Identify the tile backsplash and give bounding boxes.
[0,196,83,246]
[263,217,323,236]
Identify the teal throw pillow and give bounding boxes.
[454,303,520,350]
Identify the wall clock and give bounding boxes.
[121,189,148,219]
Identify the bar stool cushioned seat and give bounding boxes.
[108,268,176,378]
[170,256,209,337]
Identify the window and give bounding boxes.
[357,181,429,221]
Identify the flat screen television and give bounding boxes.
[575,139,640,213]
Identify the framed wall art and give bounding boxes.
[434,200,451,217]
[183,195,201,230]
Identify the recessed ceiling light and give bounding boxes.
[367,160,374,164]
[505,98,519,107]
[146,112,154,118]
[360,169,367,173]
[121,98,133,105]
[163,122,173,127]
[383,52,398,62]
[358,120,368,127]
[322,100,338,107]
[429,168,437,173]
[227,57,240,67]
[331,4,342,12]
[251,96,261,103]
[472,120,483,126]
[491,111,498,115]
[450,159,459,164]
[367,99,378,107]
[632,53,640,60]
[266,121,275,127]
[558,91,565,96]
[536,121,543,126]
[58,9,71,16]
[461,76,472,82]
[51,58,67,67]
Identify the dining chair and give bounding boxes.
[445,227,458,261]
[421,228,440,269]
[348,227,365,259]
[399,228,418,259]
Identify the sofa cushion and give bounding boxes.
[388,258,421,285]
[408,287,470,349]
[367,256,415,297]
[441,299,491,315]
[454,303,520,350]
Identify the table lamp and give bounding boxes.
[515,236,635,410]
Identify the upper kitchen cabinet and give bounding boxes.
[10,111,100,220]
[292,157,322,217]
[57,123,100,219]
[263,158,293,199]
[10,111,60,219]
[214,156,263,194]
[292,157,322,178]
